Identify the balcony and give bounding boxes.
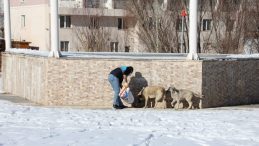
[59,7,129,17]
[113,0,127,9]
[58,0,127,9]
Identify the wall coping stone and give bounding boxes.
[4,49,259,61]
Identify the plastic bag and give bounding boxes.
[120,87,134,104]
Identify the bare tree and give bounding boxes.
[0,0,4,38]
[0,15,3,38]
[73,7,111,52]
[74,0,258,54]
[200,0,247,54]
[180,0,259,54]
[0,23,3,38]
[128,0,183,53]
[243,0,259,53]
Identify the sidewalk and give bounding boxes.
[0,93,35,106]
[0,92,258,109]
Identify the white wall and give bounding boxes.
[11,4,50,50]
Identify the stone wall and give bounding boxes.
[2,53,259,108]
[2,53,202,107]
[202,60,259,108]
[2,54,47,103]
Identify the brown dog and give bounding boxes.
[138,86,166,108]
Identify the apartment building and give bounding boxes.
[9,0,138,52]
[8,0,213,52]
[9,0,258,53]
[9,0,174,52]
[58,0,137,52]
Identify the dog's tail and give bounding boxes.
[194,93,204,99]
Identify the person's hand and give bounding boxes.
[123,83,129,88]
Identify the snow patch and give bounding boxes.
[0,100,259,146]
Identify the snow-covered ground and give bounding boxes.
[0,100,259,146]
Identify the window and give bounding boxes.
[60,16,71,28]
[114,0,127,9]
[226,20,234,31]
[87,0,100,8]
[143,17,159,30]
[118,18,123,29]
[21,15,26,28]
[90,17,100,29]
[110,42,118,52]
[148,17,155,29]
[60,41,69,51]
[203,19,212,31]
[125,46,130,52]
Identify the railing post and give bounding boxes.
[49,0,61,58]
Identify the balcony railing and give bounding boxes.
[86,0,101,8]
[59,1,83,8]
[59,0,127,9]
[114,0,127,9]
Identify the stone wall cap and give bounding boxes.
[3,49,259,61]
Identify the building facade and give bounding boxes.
[9,0,259,53]
[10,0,139,52]
[9,0,175,52]
[10,0,50,50]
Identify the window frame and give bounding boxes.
[118,18,124,30]
[110,42,119,52]
[21,15,26,28]
[60,15,71,28]
[203,19,212,31]
[89,17,100,29]
[60,41,69,51]
[177,18,186,32]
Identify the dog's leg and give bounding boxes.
[176,100,180,109]
[187,101,193,109]
[199,99,203,109]
[144,97,148,108]
[153,100,157,108]
[171,99,176,108]
[163,99,166,109]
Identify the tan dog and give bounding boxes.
[138,86,166,108]
[167,86,203,109]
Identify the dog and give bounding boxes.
[137,86,166,108]
[167,86,203,109]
